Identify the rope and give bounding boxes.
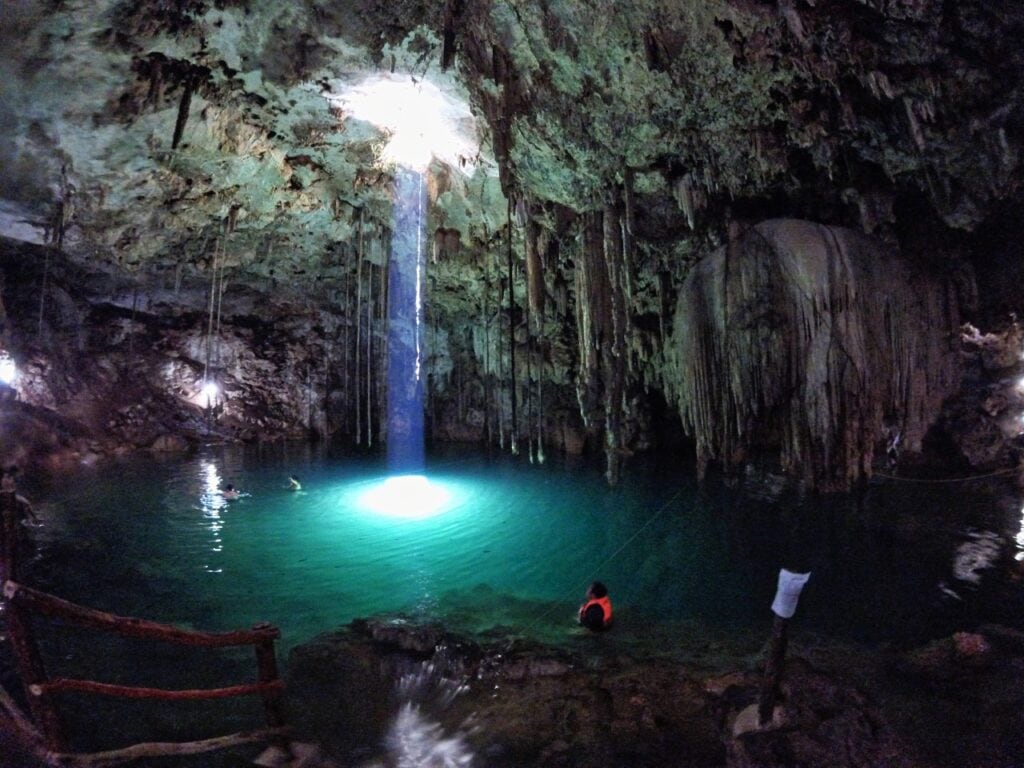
[521,487,685,634]
[872,467,1018,484]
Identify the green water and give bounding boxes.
[21,446,754,655]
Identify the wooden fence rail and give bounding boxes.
[1,579,288,764]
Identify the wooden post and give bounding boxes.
[733,569,810,736]
[2,581,64,751]
[1,489,17,582]
[252,622,284,730]
[757,614,789,726]
[757,569,810,727]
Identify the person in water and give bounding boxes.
[223,484,240,501]
[578,580,613,631]
[288,475,301,491]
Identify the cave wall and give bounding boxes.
[1,1,1024,490]
[0,240,346,469]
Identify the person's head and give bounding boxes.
[225,484,235,492]
[587,581,608,600]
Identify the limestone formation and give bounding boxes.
[666,220,962,490]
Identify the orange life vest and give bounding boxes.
[579,595,613,627]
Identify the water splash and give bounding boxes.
[385,704,474,768]
[370,661,475,768]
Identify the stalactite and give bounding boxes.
[525,217,544,323]
[482,273,492,446]
[664,219,962,491]
[171,74,195,150]
[904,96,927,151]
[366,254,374,447]
[657,270,669,343]
[623,168,636,236]
[379,236,389,445]
[536,231,548,465]
[524,251,534,464]
[506,197,518,454]
[673,174,706,230]
[602,199,627,487]
[574,213,611,431]
[202,237,220,384]
[496,253,506,451]
[355,208,364,445]
[618,193,636,375]
[342,255,351,435]
[441,0,466,70]
[213,256,226,371]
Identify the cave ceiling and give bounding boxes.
[1,0,1022,298]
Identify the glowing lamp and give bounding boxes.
[0,353,15,385]
[357,475,452,520]
[201,381,219,403]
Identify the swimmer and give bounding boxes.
[578,581,613,631]
[223,483,240,501]
[288,475,301,491]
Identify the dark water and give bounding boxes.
[6,444,1023,753]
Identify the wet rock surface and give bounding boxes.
[280,618,1024,768]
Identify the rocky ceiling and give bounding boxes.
[2,0,1022,277]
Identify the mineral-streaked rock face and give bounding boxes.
[1,1,1023,488]
[665,219,963,491]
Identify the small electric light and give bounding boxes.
[0,352,16,385]
[201,381,219,403]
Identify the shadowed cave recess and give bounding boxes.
[2,1,1024,767]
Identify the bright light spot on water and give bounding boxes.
[356,475,454,520]
[337,75,479,173]
[0,352,16,385]
[199,462,226,571]
[202,462,221,496]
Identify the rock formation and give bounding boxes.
[665,219,963,491]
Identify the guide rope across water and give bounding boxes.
[522,487,685,634]
[873,466,1019,483]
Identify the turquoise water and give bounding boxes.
[15,443,1024,660]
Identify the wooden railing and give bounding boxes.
[1,580,289,766]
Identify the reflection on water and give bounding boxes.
[19,444,1024,657]
[199,461,227,572]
